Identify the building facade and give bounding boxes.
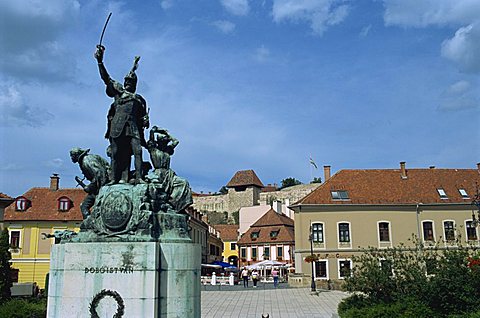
[237,208,295,268]
[4,175,84,289]
[290,163,480,289]
[213,224,239,266]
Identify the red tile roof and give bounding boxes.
[226,170,264,188]
[0,193,13,200]
[237,209,294,245]
[213,224,239,241]
[297,168,480,205]
[4,187,85,221]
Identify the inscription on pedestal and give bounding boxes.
[84,266,134,274]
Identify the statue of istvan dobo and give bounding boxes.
[65,44,193,242]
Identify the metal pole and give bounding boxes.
[309,226,316,293]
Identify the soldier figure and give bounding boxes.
[70,147,110,219]
[94,45,149,184]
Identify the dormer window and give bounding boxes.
[58,197,72,212]
[270,230,279,238]
[437,188,448,199]
[15,197,29,211]
[331,190,349,200]
[458,189,469,199]
[251,231,260,239]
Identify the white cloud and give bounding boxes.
[45,158,64,168]
[439,80,479,111]
[0,0,80,81]
[446,80,471,94]
[161,0,174,10]
[211,20,236,34]
[272,0,350,36]
[220,0,250,16]
[382,0,480,73]
[359,24,371,38]
[0,84,54,127]
[382,0,480,27]
[254,45,270,62]
[441,23,480,73]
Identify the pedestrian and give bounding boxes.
[272,268,279,288]
[241,267,249,288]
[252,269,259,288]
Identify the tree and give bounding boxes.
[280,177,302,189]
[231,210,239,225]
[310,177,322,184]
[0,229,12,302]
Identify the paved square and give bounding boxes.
[201,287,348,318]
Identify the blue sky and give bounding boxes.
[1,0,479,197]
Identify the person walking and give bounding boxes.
[252,269,259,288]
[272,268,279,288]
[241,267,249,288]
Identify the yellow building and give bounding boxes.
[4,175,84,289]
[214,224,239,266]
[290,163,480,289]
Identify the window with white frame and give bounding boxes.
[338,223,350,243]
[9,231,21,249]
[277,246,283,259]
[466,221,478,241]
[378,222,390,242]
[458,188,469,199]
[15,198,29,211]
[338,259,352,278]
[312,223,324,243]
[264,246,270,260]
[240,247,246,259]
[58,197,72,211]
[437,188,448,199]
[252,247,257,260]
[314,260,328,279]
[443,221,455,241]
[331,190,350,200]
[422,221,435,241]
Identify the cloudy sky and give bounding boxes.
[1,0,479,197]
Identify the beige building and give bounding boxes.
[290,162,480,289]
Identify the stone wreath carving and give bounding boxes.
[89,289,125,318]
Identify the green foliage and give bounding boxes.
[231,210,239,225]
[310,177,322,184]
[341,238,480,317]
[339,297,434,318]
[0,298,46,318]
[0,229,12,303]
[280,177,302,189]
[206,211,228,225]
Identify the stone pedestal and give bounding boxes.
[47,241,200,318]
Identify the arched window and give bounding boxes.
[58,197,72,212]
[15,197,29,211]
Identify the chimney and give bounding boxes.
[429,166,435,169]
[400,162,407,179]
[50,174,60,191]
[324,165,331,181]
[272,200,282,214]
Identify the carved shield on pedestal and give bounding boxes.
[101,191,132,230]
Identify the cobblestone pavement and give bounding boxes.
[201,285,348,318]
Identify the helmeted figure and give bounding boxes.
[95,45,149,184]
[70,147,110,219]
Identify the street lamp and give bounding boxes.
[309,225,316,293]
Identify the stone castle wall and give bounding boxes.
[192,184,320,216]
